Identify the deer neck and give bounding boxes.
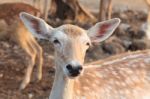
[49,56,75,99]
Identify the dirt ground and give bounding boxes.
[0,40,55,99]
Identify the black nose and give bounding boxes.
[66,64,83,77]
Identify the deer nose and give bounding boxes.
[66,64,83,77]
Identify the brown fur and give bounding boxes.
[63,24,84,37]
[0,3,40,25]
[0,3,43,90]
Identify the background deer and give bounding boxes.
[20,12,150,99]
[0,3,43,90]
[99,0,112,21]
[143,0,150,40]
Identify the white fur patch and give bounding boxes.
[50,30,68,44]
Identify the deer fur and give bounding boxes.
[20,12,150,99]
[0,3,43,90]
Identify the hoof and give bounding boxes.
[36,73,42,81]
[19,81,29,90]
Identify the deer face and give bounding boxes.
[20,12,120,78]
[50,25,91,77]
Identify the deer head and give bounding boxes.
[20,12,120,78]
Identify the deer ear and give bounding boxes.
[19,12,53,40]
[87,18,121,43]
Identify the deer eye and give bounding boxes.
[53,39,60,44]
[86,42,90,46]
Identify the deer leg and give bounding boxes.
[32,39,43,81]
[36,47,43,81]
[19,41,36,90]
[107,0,112,19]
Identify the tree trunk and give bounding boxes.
[99,0,112,21]
[49,0,96,23]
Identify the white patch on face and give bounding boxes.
[79,32,91,45]
[50,30,69,76]
[63,67,70,77]
[70,61,81,66]
[50,30,68,42]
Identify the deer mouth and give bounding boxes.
[69,71,81,77]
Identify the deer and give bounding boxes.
[99,0,112,21]
[0,3,43,90]
[20,12,150,99]
[143,0,150,40]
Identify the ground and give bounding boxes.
[0,41,54,99]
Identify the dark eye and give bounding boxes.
[86,42,90,46]
[53,39,60,44]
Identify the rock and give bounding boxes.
[101,36,125,55]
[119,23,131,31]
[44,53,54,60]
[13,45,19,50]
[1,41,10,48]
[135,12,147,21]
[0,73,3,78]
[128,40,147,51]
[135,30,146,39]
[28,93,34,99]
[119,12,129,21]
[102,42,125,55]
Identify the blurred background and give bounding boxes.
[0,0,150,99]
